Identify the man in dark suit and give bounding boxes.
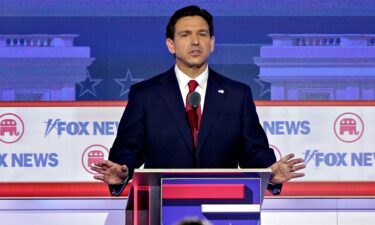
[92,5,305,195]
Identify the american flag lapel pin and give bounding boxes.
[218,89,224,94]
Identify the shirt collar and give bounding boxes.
[175,65,209,89]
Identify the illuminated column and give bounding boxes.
[254,34,375,100]
[0,34,94,101]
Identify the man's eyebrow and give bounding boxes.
[176,30,191,34]
[177,29,209,33]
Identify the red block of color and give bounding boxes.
[162,184,245,199]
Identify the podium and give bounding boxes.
[126,169,271,225]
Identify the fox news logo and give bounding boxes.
[44,119,119,137]
[263,120,310,135]
[0,153,58,167]
[304,150,374,167]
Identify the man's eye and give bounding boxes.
[180,33,188,37]
[199,32,209,37]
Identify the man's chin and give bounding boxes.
[186,61,207,69]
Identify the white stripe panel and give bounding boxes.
[201,204,260,213]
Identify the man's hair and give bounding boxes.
[176,217,212,225]
[166,5,214,40]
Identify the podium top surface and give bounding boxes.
[132,168,272,186]
[134,168,271,173]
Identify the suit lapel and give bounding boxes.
[198,69,226,152]
[158,68,194,152]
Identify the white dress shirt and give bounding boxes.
[174,65,208,112]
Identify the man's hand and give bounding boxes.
[91,160,129,185]
[269,153,305,184]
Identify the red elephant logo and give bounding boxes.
[0,113,24,144]
[81,145,109,175]
[87,150,105,167]
[0,119,20,136]
[334,112,364,143]
[339,118,359,135]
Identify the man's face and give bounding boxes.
[166,16,215,74]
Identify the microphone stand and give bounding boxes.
[188,91,201,167]
[192,105,199,167]
[192,105,199,146]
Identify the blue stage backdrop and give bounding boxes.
[1,0,375,101]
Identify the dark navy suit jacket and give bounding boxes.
[109,67,280,194]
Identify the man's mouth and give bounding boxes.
[189,50,201,56]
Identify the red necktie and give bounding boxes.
[186,80,202,148]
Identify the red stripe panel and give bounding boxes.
[0,182,130,197]
[0,182,375,198]
[265,182,375,197]
[162,184,245,199]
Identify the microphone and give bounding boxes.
[188,91,201,147]
[188,91,201,109]
[188,91,201,166]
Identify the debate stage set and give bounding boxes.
[1,1,375,225]
[0,101,374,225]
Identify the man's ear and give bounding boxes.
[166,38,175,54]
[210,36,215,53]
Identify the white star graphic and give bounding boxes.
[77,72,103,97]
[114,69,143,97]
[254,78,270,97]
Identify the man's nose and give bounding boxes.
[191,35,199,45]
